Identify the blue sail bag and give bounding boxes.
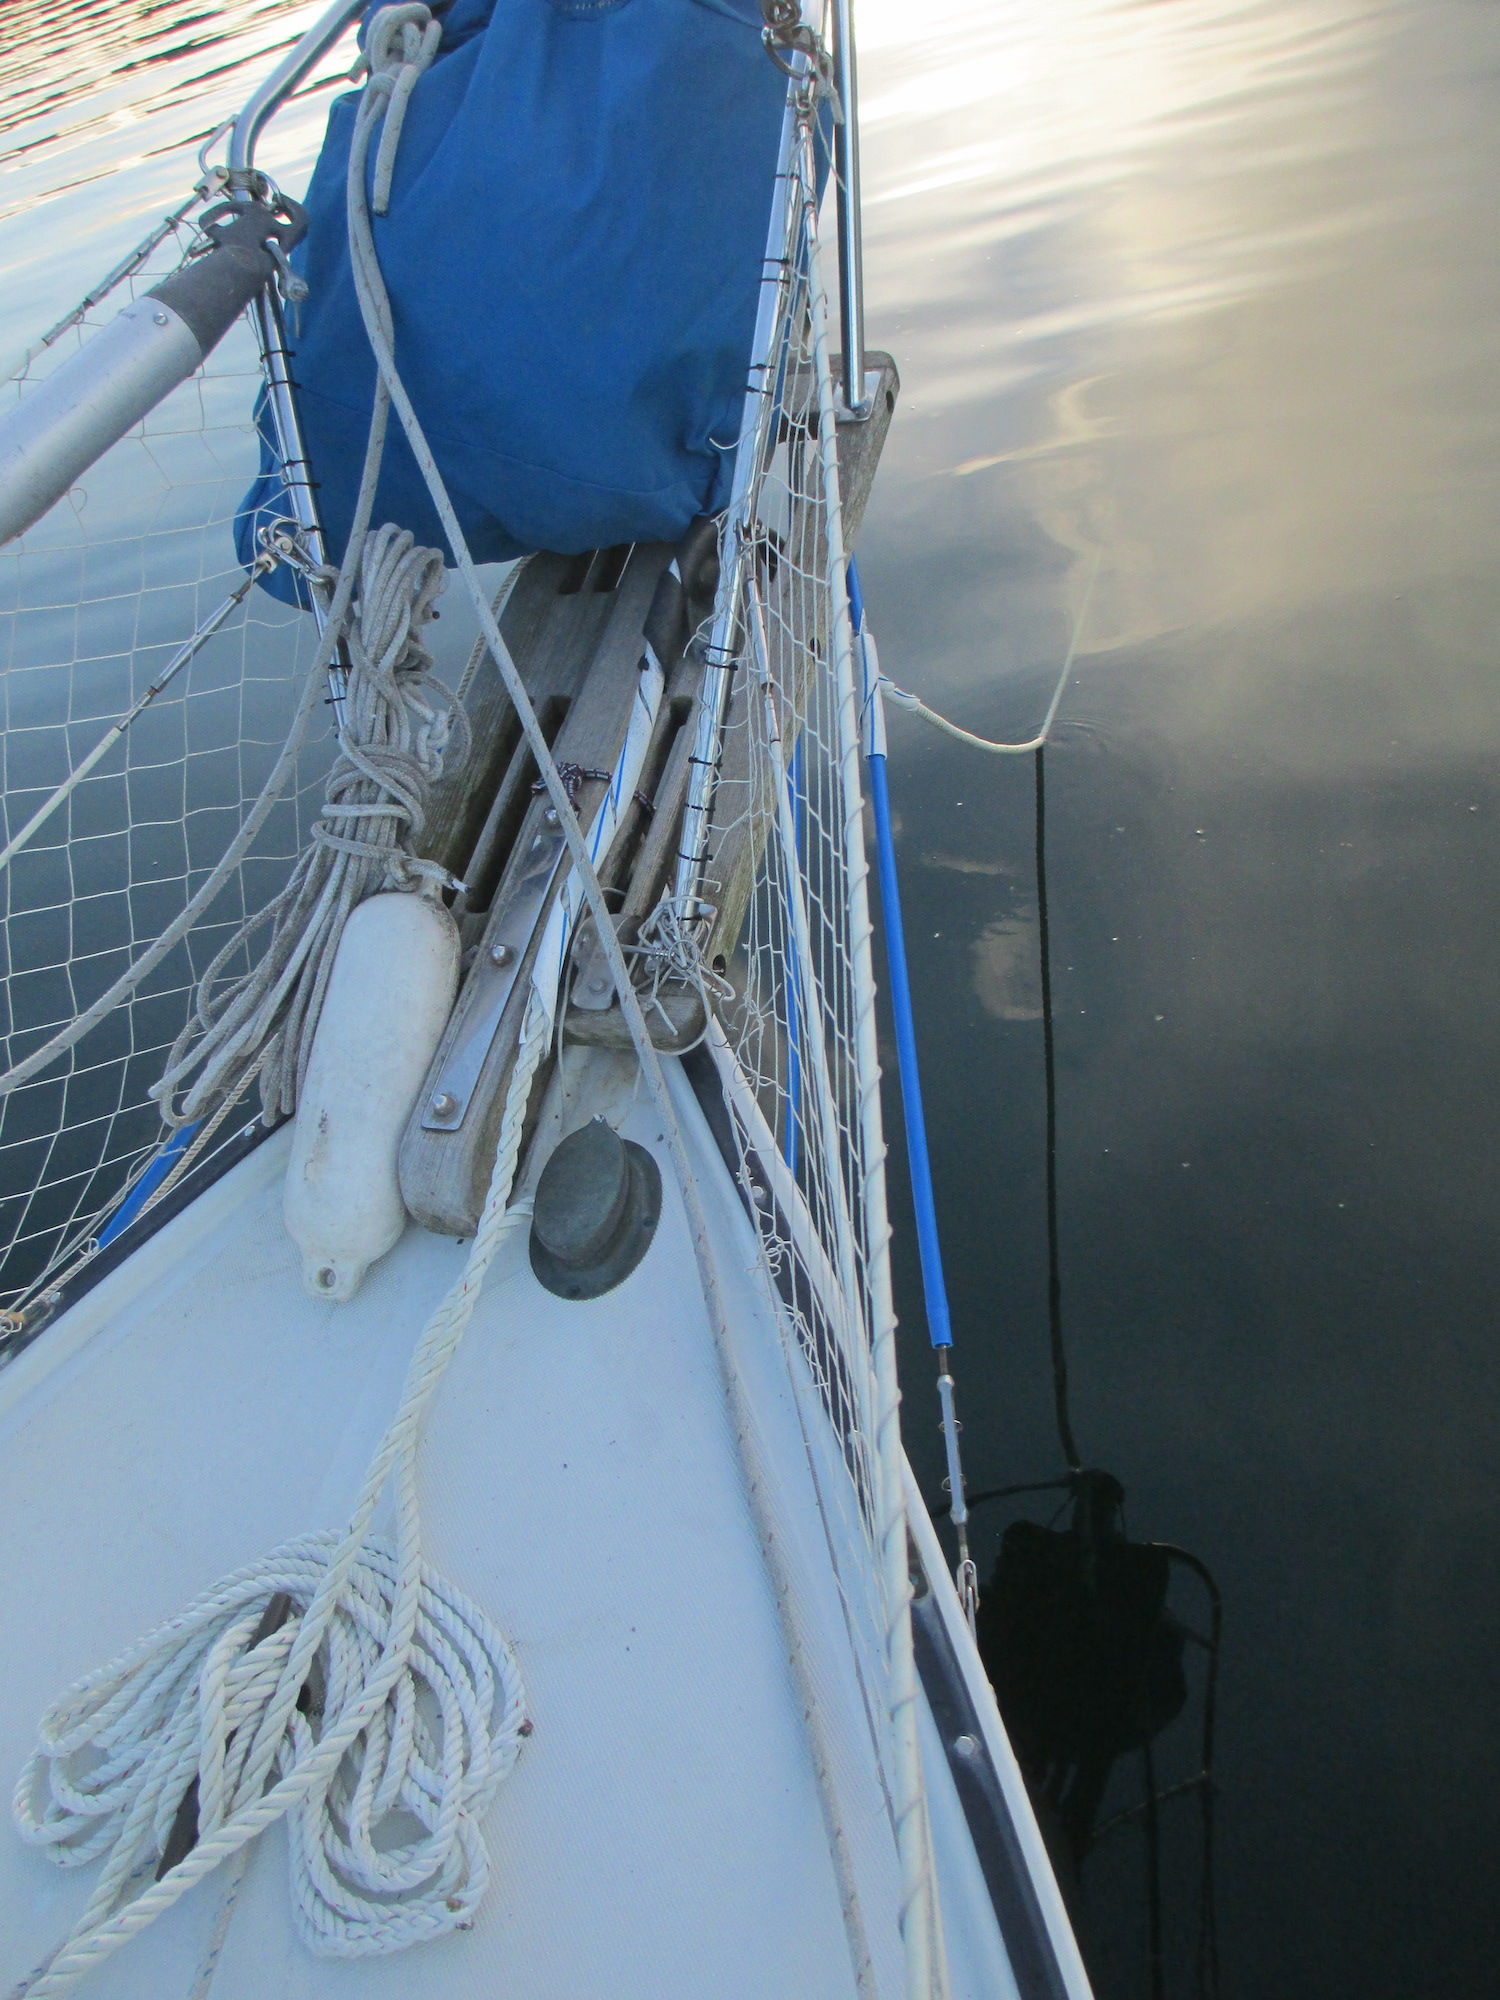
[239,0,787,595]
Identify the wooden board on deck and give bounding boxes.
[404,545,679,1235]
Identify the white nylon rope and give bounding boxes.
[877,549,1101,757]
[337,21,886,1996]
[13,15,898,1997]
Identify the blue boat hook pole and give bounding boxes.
[849,557,978,1629]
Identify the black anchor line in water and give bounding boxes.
[950,742,1223,2000]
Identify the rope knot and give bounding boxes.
[361,5,443,215]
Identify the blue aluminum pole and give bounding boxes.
[849,556,975,1620]
[848,557,951,1350]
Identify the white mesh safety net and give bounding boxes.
[0,213,329,1320]
[677,104,936,1977]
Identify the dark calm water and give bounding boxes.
[857,1,1500,1994]
[3,0,1498,1994]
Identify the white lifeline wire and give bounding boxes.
[0,631,332,1101]
[0,8,431,1110]
[0,187,206,387]
[879,547,1101,755]
[1,293,405,1317]
[0,547,282,880]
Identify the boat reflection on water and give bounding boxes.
[940,743,1224,2000]
[972,1471,1221,2000]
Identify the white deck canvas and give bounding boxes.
[0,1051,1012,2000]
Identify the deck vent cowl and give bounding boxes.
[529,1118,661,1301]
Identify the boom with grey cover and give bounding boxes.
[0,196,305,549]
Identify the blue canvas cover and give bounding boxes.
[240,0,787,597]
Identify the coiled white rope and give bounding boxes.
[11,1002,549,1996]
[152,523,468,1130]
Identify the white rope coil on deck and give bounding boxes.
[15,1534,521,1953]
[152,523,468,1130]
[10,1003,550,1996]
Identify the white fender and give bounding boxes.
[284,890,459,1301]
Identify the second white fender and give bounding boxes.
[284,890,459,1301]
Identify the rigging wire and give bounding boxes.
[1034,741,1083,1476]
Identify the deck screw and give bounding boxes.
[489,941,512,967]
[543,806,559,826]
[431,1091,457,1118]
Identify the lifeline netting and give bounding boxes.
[689,108,903,1797]
[0,209,329,1319]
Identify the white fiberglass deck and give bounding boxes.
[0,1051,1015,2000]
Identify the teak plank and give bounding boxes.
[421,552,620,886]
[402,546,675,1235]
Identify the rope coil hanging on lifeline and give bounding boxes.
[153,523,468,1131]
